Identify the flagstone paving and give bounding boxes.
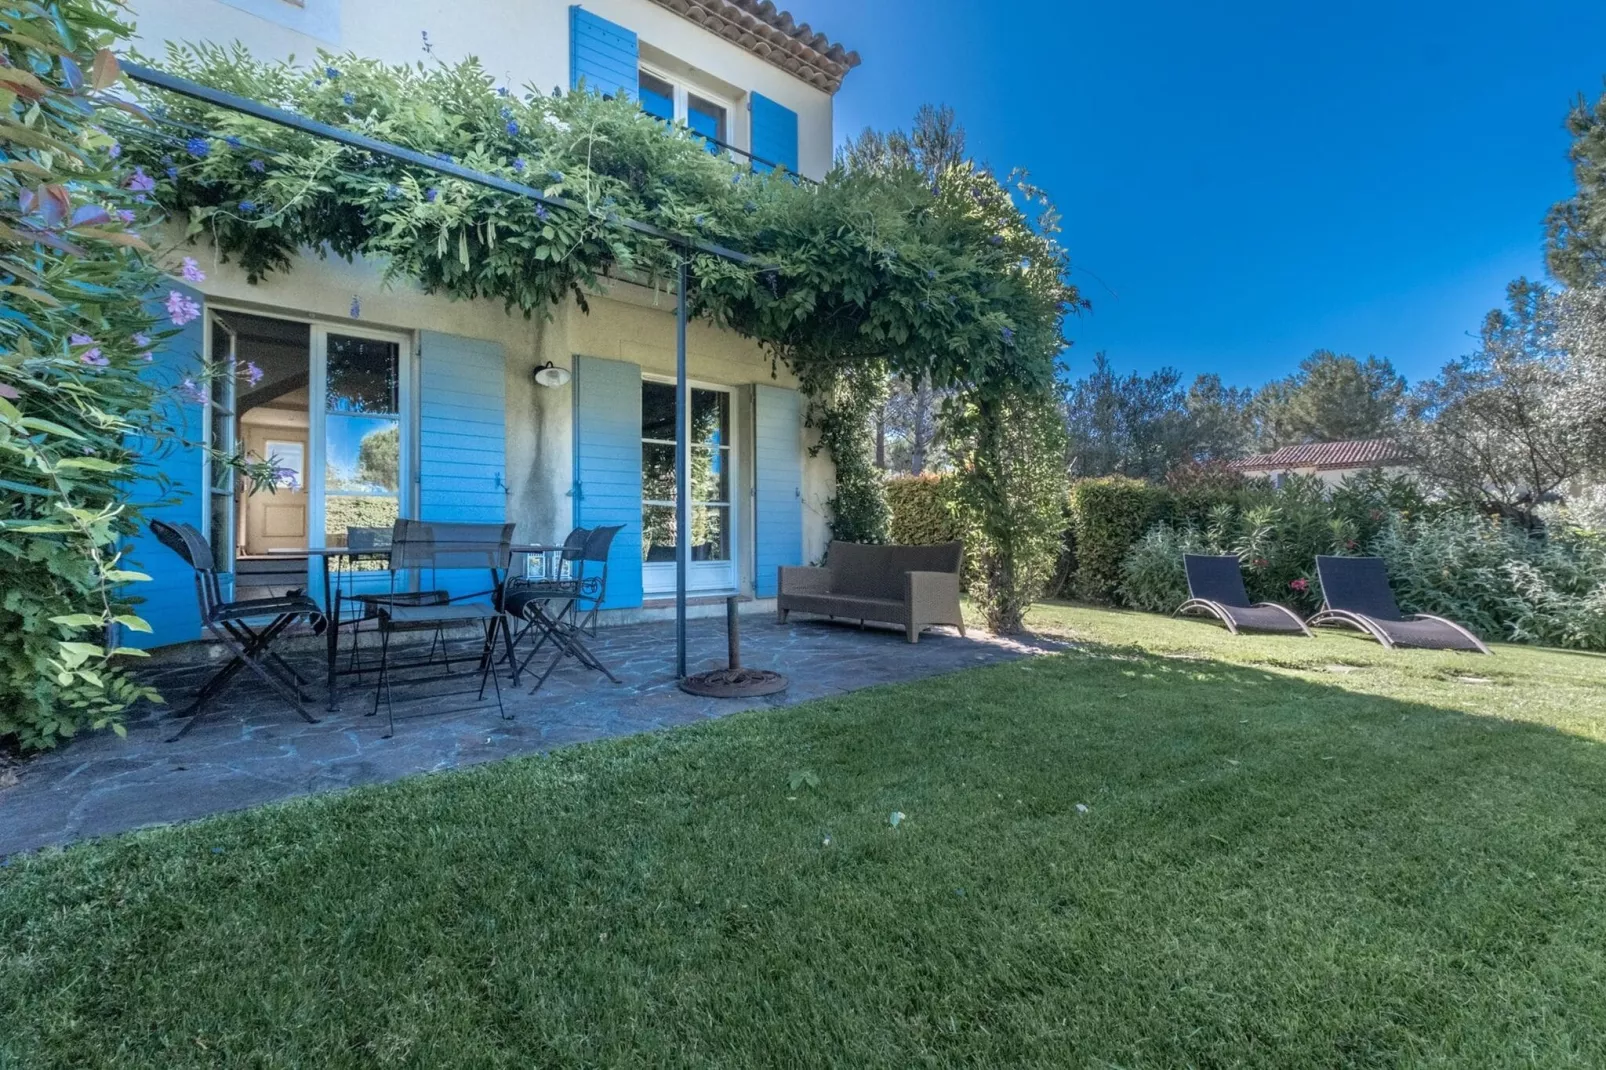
[0,616,1062,857]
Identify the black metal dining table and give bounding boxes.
[272,543,563,711]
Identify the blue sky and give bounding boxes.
[797,0,1606,387]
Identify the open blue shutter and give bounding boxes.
[122,283,208,649]
[570,6,638,100]
[419,332,506,524]
[573,355,643,609]
[753,384,804,597]
[749,93,799,175]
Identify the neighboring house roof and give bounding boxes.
[1228,438,1409,473]
[646,0,861,92]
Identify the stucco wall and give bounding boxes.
[129,0,836,179]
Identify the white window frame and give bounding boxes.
[307,322,414,553]
[641,375,739,597]
[638,61,739,153]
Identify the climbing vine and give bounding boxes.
[120,41,1081,631]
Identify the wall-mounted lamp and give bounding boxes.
[532,360,571,388]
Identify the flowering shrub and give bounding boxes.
[0,4,273,750]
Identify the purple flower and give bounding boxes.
[131,332,151,348]
[180,256,206,283]
[165,166,179,180]
[425,188,438,203]
[512,157,527,173]
[925,269,937,280]
[343,92,356,106]
[548,170,563,182]
[107,141,121,159]
[325,66,341,80]
[505,120,519,136]
[497,86,510,97]
[185,137,210,158]
[165,290,201,327]
[225,135,242,149]
[249,158,266,173]
[272,466,300,489]
[125,167,155,193]
[421,30,433,53]
[180,377,209,405]
[535,204,549,221]
[988,235,1002,246]
[349,296,361,318]
[385,184,400,199]
[1001,327,1015,344]
[500,106,513,120]
[239,360,264,386]
[115,208,136,223]
[238,200,257,214]
[70,333,106,366]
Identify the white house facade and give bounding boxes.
[123,0,860,647]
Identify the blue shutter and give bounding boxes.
[419,332,506,524]
[570,6,638,100]
[417,332,506,601]
[753,384,804,597]
[573,355,643,609]
[121,283,208,649]
[749,93,799,175]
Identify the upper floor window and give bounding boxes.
[639,66,730,151]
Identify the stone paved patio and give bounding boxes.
[0,615,1061,857]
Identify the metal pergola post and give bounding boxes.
[120,62,762,681]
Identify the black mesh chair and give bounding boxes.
[150,519,326,740]
[1175,554,1311,636]
[1308,555,1490,653]
[339,524,449,678]
[516,524,624,693]
[369,519,517,735]
[502,526,589,682]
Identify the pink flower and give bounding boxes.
[1290,578,1309,592]
[180,256,206,283]
[165,290,201,326]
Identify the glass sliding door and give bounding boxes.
[310,327,410,560]
[641,378,736,596]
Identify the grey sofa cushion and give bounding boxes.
[827,541,962,600]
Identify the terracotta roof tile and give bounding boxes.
[1227,438,1409,472]
[646,0,861,92]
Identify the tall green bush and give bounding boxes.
[1066,476,1171,603]
[885,474,961,546]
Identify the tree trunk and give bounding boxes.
[874,404,887,470]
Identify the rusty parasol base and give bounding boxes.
[678,595,790,698]
[679,667,790,698]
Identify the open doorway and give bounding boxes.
[215,311,312,598]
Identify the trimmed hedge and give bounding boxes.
[1067,477,1172,603]
[886,474,961,546]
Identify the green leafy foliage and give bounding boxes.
[0,2,175,749]
[1372,512,1606,649]
[1065,476,1171,603]
[948,391,1069,632]
[885,474,962,547]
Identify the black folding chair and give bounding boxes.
[340,524,449,679]
[502,526,589,682]
[1175,554,1311,636]
[1308,555,1491,653]
[369,519,516,736]
[149,519,326,740]
[515,524,624,693]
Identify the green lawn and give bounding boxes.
[5,605,1606,1067]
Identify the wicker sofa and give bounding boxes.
[777,541,965,643]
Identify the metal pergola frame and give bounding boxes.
[124,62,755,679]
